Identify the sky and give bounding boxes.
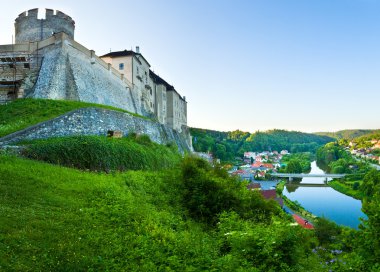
[1,0,379,133]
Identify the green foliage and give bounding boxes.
[21,135,181,172]
[0,155,217,270]
[328,180,364,200]
[216,212,320,271]
[0,98,147,138]
[191,127,334,162]
[314,217,342,245]
[360,192,380,267]
[315,129,379,140]
[0,154,328,271]
[316,142,370,174]
[281,152,313,172]
[181,156,280,225]
[360,169,380,198]
[285,160,303,174]
[351,131,380,149]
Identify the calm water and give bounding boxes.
[283,161,366,229]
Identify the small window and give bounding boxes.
[119,63,124,70]
[150,89,152,95]
[24,63,30,69]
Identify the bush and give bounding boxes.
[314,217,342,245]
[352,181,360,190]
[181,156,279,225]
[21,135,181,172]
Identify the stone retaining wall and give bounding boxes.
[0,107,192,153]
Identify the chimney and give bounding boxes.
[136,46,140,54]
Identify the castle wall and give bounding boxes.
[15,9,75,43]
[155,84,167,124]
[32,35,141,114]
[0,107,192,153]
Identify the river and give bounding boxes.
[282,161,366,229]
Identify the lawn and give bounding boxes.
[0,98,147,138]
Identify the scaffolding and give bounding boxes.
[0,52,41,104]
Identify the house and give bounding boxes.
[256,171,266,179]
[260,189,284,207]
[255,156,267,162]
[247,182,261,190]
[244,152,256,159]
[280,150,289,155]
[232,169,253,181]
[194,152,213,163]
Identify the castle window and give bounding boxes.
[150,89,152,95]
[119,63,124,70]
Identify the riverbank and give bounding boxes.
[276,180,317,224]
[328,180,364,200]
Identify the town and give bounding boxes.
[347,139,380,166]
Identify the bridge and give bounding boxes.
[270,173,345,181]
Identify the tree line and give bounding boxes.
[191,128,334,162]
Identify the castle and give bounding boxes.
[0,8,187,133]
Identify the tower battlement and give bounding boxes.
[15,8,75,44]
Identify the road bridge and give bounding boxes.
[270,173,345,181]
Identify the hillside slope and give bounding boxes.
[315,129,379,140]
[0,155,324,271]
[0,98,143,138]
[191,128,334,161]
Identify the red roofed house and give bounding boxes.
[260,189,284,207]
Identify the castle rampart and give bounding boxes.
[15,8,75,44]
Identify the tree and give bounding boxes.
[285,159,303,174]
[361,169,380,197]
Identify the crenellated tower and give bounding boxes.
[15,8,75,44]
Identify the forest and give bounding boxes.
[191,128,334,161]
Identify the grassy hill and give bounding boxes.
[0,154,327,271]
[21,135,181,172]
[191,128,334,161]
[0,98,146,138]
[1,99,379,270]
[315,129,379,140]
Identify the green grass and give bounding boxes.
[0,98,148,138]
[329,180,364,200]
[0,155,214,271]
[21,135,181,172]
[0,155,324,271]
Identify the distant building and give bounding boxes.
[244,152,256,159]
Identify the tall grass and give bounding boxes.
[22,135,181,172]
[0,155,324,271]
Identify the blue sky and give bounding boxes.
[1,0,379,133]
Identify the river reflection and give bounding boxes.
[283,161,366,229]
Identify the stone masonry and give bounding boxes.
[0,108,192,153]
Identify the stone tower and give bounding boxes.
[15,8,75,44]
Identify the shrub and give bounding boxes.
[314,217,342,245]
[21,135,181,172]
[181,156,279,225]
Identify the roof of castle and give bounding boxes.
[150,70,186,102]
[100,50,150,66]
[149,70,173,89]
